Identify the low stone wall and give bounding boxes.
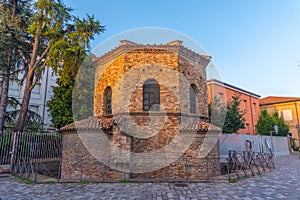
[61,131,123,182]
[60,129,220,182]
[220,134,290,162]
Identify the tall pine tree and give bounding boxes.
[14,0,104,132]
[0,0,31,134]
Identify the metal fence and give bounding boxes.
[1,131,275,183]
[0,131,62,182]
[0,132,13,165]
[227,150,274,181]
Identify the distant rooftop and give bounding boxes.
[259,96,300,105]
[207,79,261,98]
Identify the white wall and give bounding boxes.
[219,134,290,162]
[7,68,57,131]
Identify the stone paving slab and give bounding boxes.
[0,154,299,200]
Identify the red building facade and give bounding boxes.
[207,79,261,135]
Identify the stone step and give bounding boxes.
[0,165,10,174]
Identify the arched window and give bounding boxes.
[190,84,197,114]
[104,86,112,115]
[143,79,160,111]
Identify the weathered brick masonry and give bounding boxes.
[60,40,221,182]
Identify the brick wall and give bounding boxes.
[60,41,220,182]
[60,127,220,182]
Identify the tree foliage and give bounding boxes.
[47,15,104,129]
[222,95,245,133]
[0,0,31,134]
[48,55,96,129]
[209,94,245,133]
[47,84,73,129]
[208,96,226,128]
[10,0,104,132]
[257,110,289,136]
[72,54,97,121]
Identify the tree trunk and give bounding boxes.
[0,66,11,135]
[14,30,40,132]
[0,0,16,134]
[14,75,34,132]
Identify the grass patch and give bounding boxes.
[41,181,57,184]
[16,176,34,184]
[80,180,93,184]
[229,178,238,183]
[118,179,133,183]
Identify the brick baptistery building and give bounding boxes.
[60,40,221,182]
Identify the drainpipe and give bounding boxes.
[294,101,300,138]
[42,68,49,130]
[249,95,255,135]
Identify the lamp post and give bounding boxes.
[270,125,278,156]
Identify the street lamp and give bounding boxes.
[270,125,278,155]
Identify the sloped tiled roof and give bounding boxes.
[59,116,114,132]
[115,115,221,133]
[259,96,300,105]
[180,121,222,132]
[60,115,221,133]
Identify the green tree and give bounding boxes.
[48,83,73,129]
[47,26,103,129]
[208,96,226,128]
[14,0,103,132]
[0,0,31,134]
[257,110,289,136]
[222,94,245,133]
[72,54,97,121]
[48,55,96,129]
[5,96,44,132]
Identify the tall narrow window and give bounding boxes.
[243,100,247,113]
[190,84,197,114]
[253,103,257,115]
[245,123,249,133]
[218,93,223,105]
[143,79,160,111]
[104,86,112,115]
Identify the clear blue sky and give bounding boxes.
[65,0,300,98]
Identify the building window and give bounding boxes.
[282,110,293,121]
[143,79,160,111]
[9,80,19,91]
[253,103,257,115]
[49,86,55,98]
[218,93,223,105]
[32,83,41,95]
[190,84,197,114]
[6,105,15,112]
[104,86,112,115]
[243,100,247,113]
[29,105,39,114]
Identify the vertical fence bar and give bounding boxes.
[10,132,17,172]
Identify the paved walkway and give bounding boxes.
[0,154,299,200]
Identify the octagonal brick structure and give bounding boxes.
[60,40,221,182]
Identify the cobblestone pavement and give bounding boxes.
[0,154,299,200]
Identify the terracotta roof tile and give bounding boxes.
[260,96,300,105]
[59,116,113,132]
[180,121,222,132]
[60,115,221,133]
